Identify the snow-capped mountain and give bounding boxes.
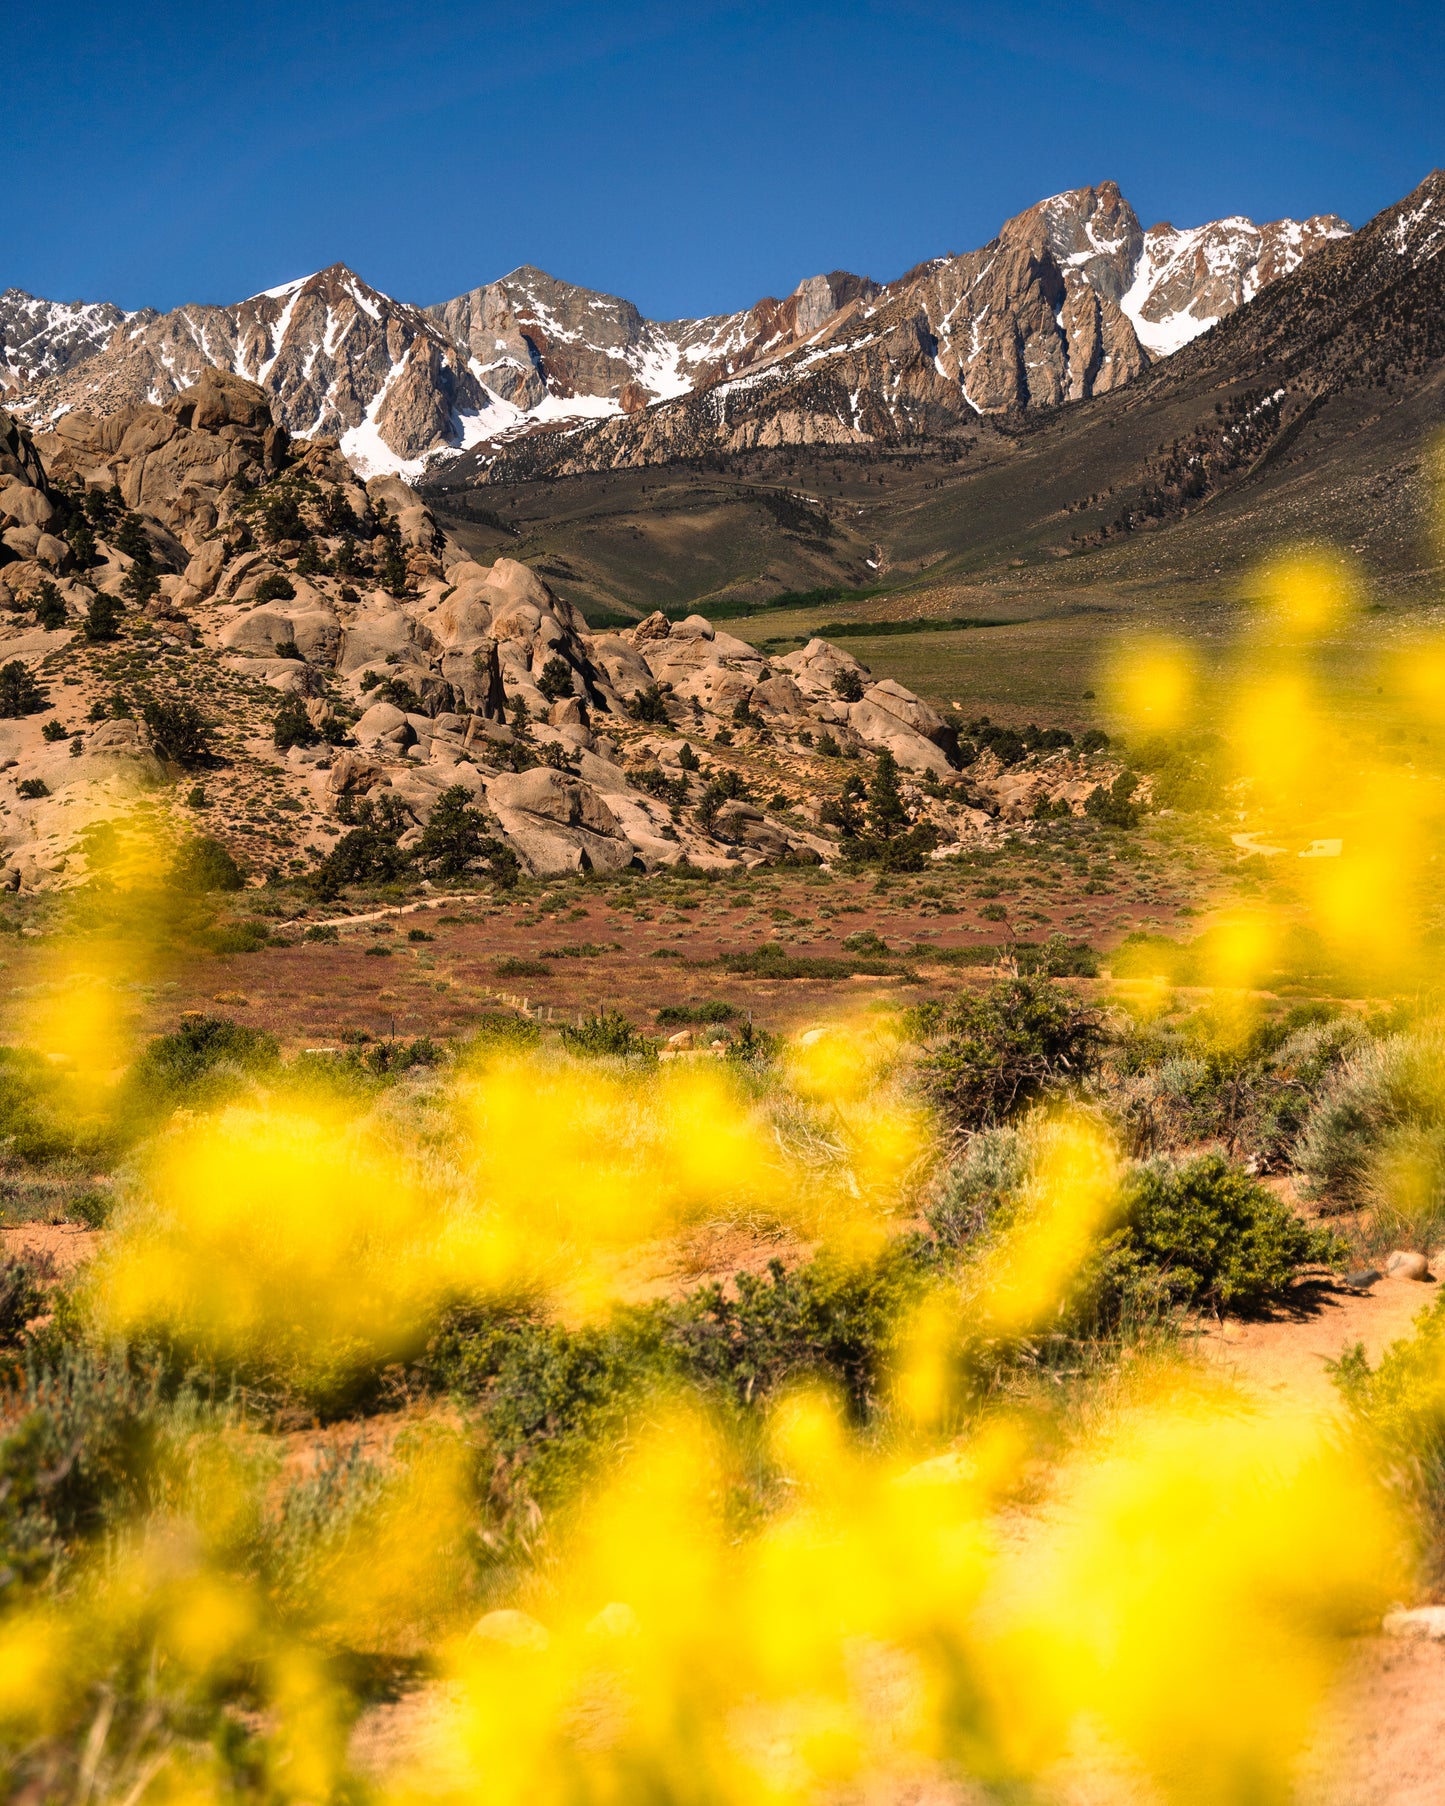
[14,265,486,473]
[8,183,1351,476]
[0,290,136,395]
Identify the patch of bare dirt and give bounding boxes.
[1,1221,98,1272]
[1192,1270,1437,1413]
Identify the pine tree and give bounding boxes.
[32,581,67,630]
[416,785,490,878]
[866,750,908,839]
[0,661,46,718]
[82,592,124,644]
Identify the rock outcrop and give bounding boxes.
[0,378,1118,890]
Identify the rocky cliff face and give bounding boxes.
[9,185,1350,477]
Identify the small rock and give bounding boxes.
[586,1601,639,1639]
[1345,1268,1382,1291]
[1386,1250,1432,1281]
[1383,1605,1445,1640]
[468,1608,549,1652]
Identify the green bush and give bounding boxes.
[416,785,499,880]
[1015,935,1099,978]
[0,1047,106,1164]
[273,694,318,750]
[560,1009,653,1059]
[1111,1154,1340,1315]
[627,683,671,724]
[170,835,245,893]
[0,1351,219,1600]
[0,661,46,718]
[253,573,297,604]
[142,697,211,767]
[929,1134,1338,1320]
[1085,770,1142,828]
[465,1014,541,1054]
[16,778,48,800]
[669,1247,932,1418]
[1331,1294,1445,1579]
[32,581,67,630]
[123,1015,280,1117]
[1293,1030,1445,1254]
[537,656,575,702]
[655,1001,738,1027]
[82,592,124,643]
[311,794,412,893]
[0,1252,53,1349]
[923,977,1103,1132]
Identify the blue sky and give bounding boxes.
[9,0,1441,318]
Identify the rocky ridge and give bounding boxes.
[10,186,1346,475]
[0,378,1114,891]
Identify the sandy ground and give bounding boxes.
[1194,1269,1437,1413]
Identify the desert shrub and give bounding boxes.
[464,1014,541,1054]
[253,572,297,604]
[123,1015,280,1116]
[831,668,865,703]
[0,1252,54,1349]
[494,957,549,978]
[0,660,45,718]
[301,923,340,943]
[1014,934,1099,978]
[41,718,69,742]
[426,1242,936,1506]
[925,1125,1031,1248]
[655,1001,738,1027]
[560,1009,653,1059]
[1109,1012,1365,1166]
[537,656,575,702]
[16,778,48,799]
[1111,1154,1340,1315]
[0,1047,115,1166]
[32,581,67,630]
[928,1133,1337,1319]
[142,697,211,766]
[273,694,318,750]
[0,1351,217,1599]
[1332,1295,1445,1577]
[923,977,1104,1132]
[82,592,124,642]
[627,683,671,724]
[669,1247,932,1417]
[720,943,906,980]
[1295,1032,1445,1244]
[170,835,245,892]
